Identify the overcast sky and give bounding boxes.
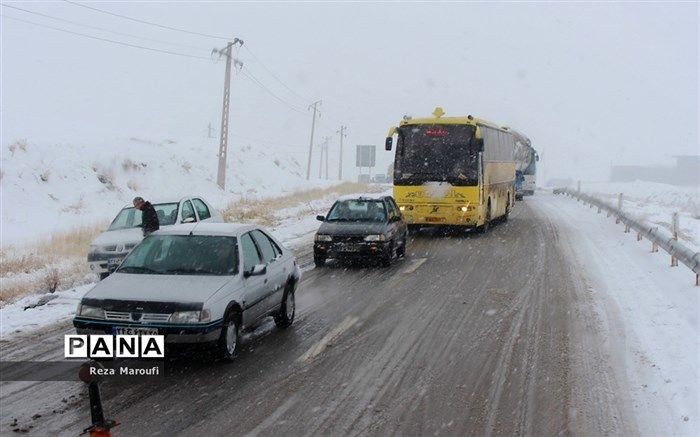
[2,1,698,183]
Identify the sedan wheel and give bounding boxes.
[274,288,295,328]
[218,317,240,361]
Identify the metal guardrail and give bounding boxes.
[555,188,700,283]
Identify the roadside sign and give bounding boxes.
[356,145,376,167]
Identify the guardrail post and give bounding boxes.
[671,212,679,267]
[637,232,642,241]
[624,223,630,233]
[597,206,601,214]
[652,241,658,253]
[615,193,623,224]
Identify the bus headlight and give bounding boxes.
[399,206,406,211]
[364,234,386,242]
[460,206,468,212]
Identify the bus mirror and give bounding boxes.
[472,138,484,151]
[385,137,393,151]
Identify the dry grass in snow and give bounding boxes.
[1,224,104,304]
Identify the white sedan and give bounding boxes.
[75,223,300,361]
[88,196,222,279]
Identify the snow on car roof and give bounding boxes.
[155,222,257,237]
[336,193,389,201]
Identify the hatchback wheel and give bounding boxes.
[381,241,394,267]
[217,315,240,361]
[396,234,407,258]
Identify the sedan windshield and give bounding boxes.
[117,235,238,276]
[108,202,179,230]
[326,200,387,222]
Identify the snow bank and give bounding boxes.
[539,193,699,436]
[1,136,334,246]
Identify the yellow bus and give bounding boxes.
[384,107,516,232]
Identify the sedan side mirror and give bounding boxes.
[316,215,325,222]
[182,217,196,224]
[244,264,266,278]
[385,137,393,151]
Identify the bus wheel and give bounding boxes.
[504,194,511,221]
[477,202,491,233]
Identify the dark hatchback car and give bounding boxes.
[314,195,408,267]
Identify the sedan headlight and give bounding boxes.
[315,234,332,242]
[364,234,386,242]
[78,303,105,319]
[169,310,210,324]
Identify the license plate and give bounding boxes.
[338,243,361,252]
[425,217,445,222]
[113,327,159,336]
[108,257,123,267]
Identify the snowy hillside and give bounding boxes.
[1,136,332,246]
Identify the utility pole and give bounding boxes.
[324,136,329,180]
[318,139,324,178]
[213,38,243,190]
[306,100,322,180]
[337,125,347,180]
[318,136,330,179]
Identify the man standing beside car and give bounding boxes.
[133,196,159,236]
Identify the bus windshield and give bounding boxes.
[394,124,478,185]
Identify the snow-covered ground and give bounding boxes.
[576,181,700,252]
[538,193,698,437]
[0,136,334,246]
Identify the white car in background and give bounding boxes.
[88,196,223,279]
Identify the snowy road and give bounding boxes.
[1,194,697,436]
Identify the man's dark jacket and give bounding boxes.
[141,201,160,236]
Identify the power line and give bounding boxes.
[5,12,317,119]
[63,0,232,41]
[239,67,308,116]
[2,14,212,60]
[1,3,210,51]
[242,45,311,104]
